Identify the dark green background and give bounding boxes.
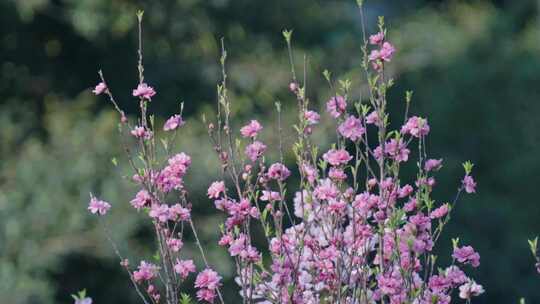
[1,0,539,303]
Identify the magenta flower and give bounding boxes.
[207,181,226,199]
[462,175,477,193]
[166,238,183,252]
[88,195,111,216]
[132,83,156,100]
[326,95,347,118]
[260,190,281,202]
[133,261,159,282]
[169,204,191,221]
[338,115,365,141]
[163,114,185,131]
[458,281,484,299]
[131,126,153,139]
[304,110,320,125]
[149,204,171,223]
[245,141,267,162]
[383,138,410,163]
[379,42,396,62]
[369,31,384,45]
[323,149,352,166]
[453,246,480,268]
[314,178,339,200]
[430,203,449,219]
[425,158,443,172]
[130,190,152,210]
[401,116,430,138]
[195,268,222,290]
[92,82,107,95]
[365,111,381,126]
[174,259,196,279]
[196,288,217,303]
[267,163,291,181]
[240,120,263,138]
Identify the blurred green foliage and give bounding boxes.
[1,0,539,303]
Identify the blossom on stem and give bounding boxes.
[132,83,156,100]
[369,31,384,45]
[245,141,267,162]
[133,261,159,282]
[453,246,480,267]
[240,120,263,138]
[207,181,226,199]
[174,259,196,279]
[267,163,291,181]
[163,114,185,131]
[425,158,443,172]
[131,126,153,139]
[323,149,352,166]
[326,95,347,118]
[88,195,111,215]
[92,82,107,95]
[338,115,365,141]
[458,281,484,299]
[401,116,430,138]
[462,175,477,193]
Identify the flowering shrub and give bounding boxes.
[86,3,484,304]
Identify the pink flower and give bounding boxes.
[430,203,449,219]
[314,178,339,200]
[260,190,281,202]
[130,190,152,210]
[92,82,107,95]
[326,95,347,118]
[368,49,381,62]
[453,245,480,268]
[329,167,347,181]
[401,116,430,138]
[133,261,159,282]
[196,288,217,303]
[245,141,267,162]
[459,281,484,299]
[132,83,156,100]
[195,268,222,290]
[166,238,183,252]
[379,42,396,62]
[169,204,191,221]
[398,184,414,198]
[240,120,263,138]
[328,199,347,214]
[218,234,233,246]
[323,149,352,166]
[267,163,291,181]
[88,195,111,215]
[163,114,185,131]
[425,158,443,172]
[74,297,93,304]
[174,259,196,279]
[149,204,170,223]
[365,111,381,126]
[207,181,226,199]
[338,115,365,141]
[369,31,385,45]
[304,110,320,125]
[463,175,477,193]
[131,126,153,139]
[383,138,410,163]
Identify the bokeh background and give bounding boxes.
[1,0,540,303]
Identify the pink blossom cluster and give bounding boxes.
[87,11,483,304]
